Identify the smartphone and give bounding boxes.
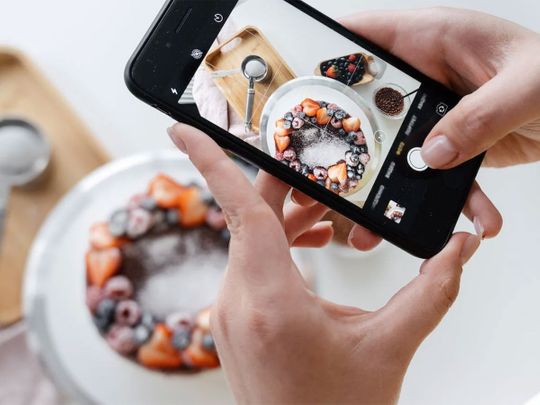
[125,0,483,258]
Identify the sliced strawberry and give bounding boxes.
[316,108,331,125]
[325,65,339,79]
[89,222,125,249]
[177,187,208,228]
[274,133,291,153]
[148,174,185,209]
[183,328,220,369]
[301,99,320,117]
[138,325,182,369]
[86,248,122,287]
[328,162,348,186]
[342,117,361,133]
[275,118,293,137]
[196,307,211,331]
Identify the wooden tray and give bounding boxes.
[204,26,296,133]
[0,47,109,326]
[314,53,377,86]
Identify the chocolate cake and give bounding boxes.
[85,174,229,372]
[274,98,371,195]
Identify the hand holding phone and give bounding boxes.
[125,1,510,257]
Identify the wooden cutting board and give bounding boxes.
[0,47,109,326]
[204,26,296,132]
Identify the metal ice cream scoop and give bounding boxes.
[241,55,268,133]
[0,118,51,245]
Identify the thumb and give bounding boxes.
[422,69,540,169]
[377,233,481,351]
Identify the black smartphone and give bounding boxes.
[125,0,482,258]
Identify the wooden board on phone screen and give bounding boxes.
[204,26,296,133]
[0,48,109,326]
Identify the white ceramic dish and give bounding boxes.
[259,76,382,200]
[23,151,240,405]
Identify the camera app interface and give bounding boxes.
[180,0,447,228]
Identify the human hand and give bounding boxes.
[341,7,540,169]
[168,123,481,405]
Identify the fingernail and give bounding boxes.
[460,234,481,265]
[347,232,356,248]
[290,193,298,205]
[473,217,485,239]
[317,220,334,229]
[421,135,458,168]
[167,125,187,153]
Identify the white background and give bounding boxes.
[1,1,540,404]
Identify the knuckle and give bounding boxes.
[459,95,496,141]
[433,276,461,316]
[225,201,275,236]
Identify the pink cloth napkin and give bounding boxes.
[0,323,60,405]
[193,24,261,149]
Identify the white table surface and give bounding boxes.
[1,1,540,404]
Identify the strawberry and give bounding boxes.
[138,324,183,369]
[148,174,185,209]
[86,248,122,287]
[178,187,208,228]
[328,162,348,186]
[275,119,293,137]
[196,307,211,331]
[347,63,356,73]
[348,54,357,62]
[342,117,361,133]
[274,133,291,153]
[183,328,220,369]
[316,108,331,125]
[301,99,320,117]
[325,65,339,79]
[90,222,125,249]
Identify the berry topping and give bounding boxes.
[86,286,105,314]
[283,148,297,162]
[94,299,117,333]
[313,167,328,181]
[206,206,227,231]
[202,333,216,352]
[345,152,361,167]
[292,117,304,129]
[275,119,294,136]
[115,300,142,326]
[90,222,124,250]
[172,329,192,351]
[316,108,332,125]
[104,276,133,300]
[274,133,291,153]
[330,117,343,129]
[360,153,371,165]
[301,99,320,117]
[127,208,154,239]
[108,209,130,237]
[148,175,186,209]
[354,131,367,145]
[177,187,209,228]
[134,325,152,345]
[328,162,348,186]
[86,248,122,288]
[347,63,356,73]
[183,328,220,369]
[348,54,357,62]
[106,325,138,355]
[138,324,183,369]
[166,312,195,331]
[343,117,361,133]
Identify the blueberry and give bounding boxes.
[108,209,130,237]
[172,329,191,350]
[335,110,346,120]
[202,333,216,352]
[282,120,292,130]
[284,112,294,121]
[297,112,306,119]
[346,132,357,143]
[301,165,310,176]
[289,160,302,172]
[141,313,156,329]
[94,299,117,333]
[221,228,231,242]
[351,146,362,155]
[330,183,340,192]
[317,180,326,187]
[166,209,181,225]
[338,129,346,137]
[319,101,328,108]
[200,189,215,206]
[347,170,356,179]
[133,325,152,345]
[281,159,290,167]
[139,197,158,211]
[327,109,335,117]
[310,117,317,124]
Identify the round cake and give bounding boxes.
[273,98,371,195]
[85,174,229,372]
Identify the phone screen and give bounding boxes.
[177,0,456,232]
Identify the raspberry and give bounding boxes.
[115,300,142,326]
[104,276,133,300]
